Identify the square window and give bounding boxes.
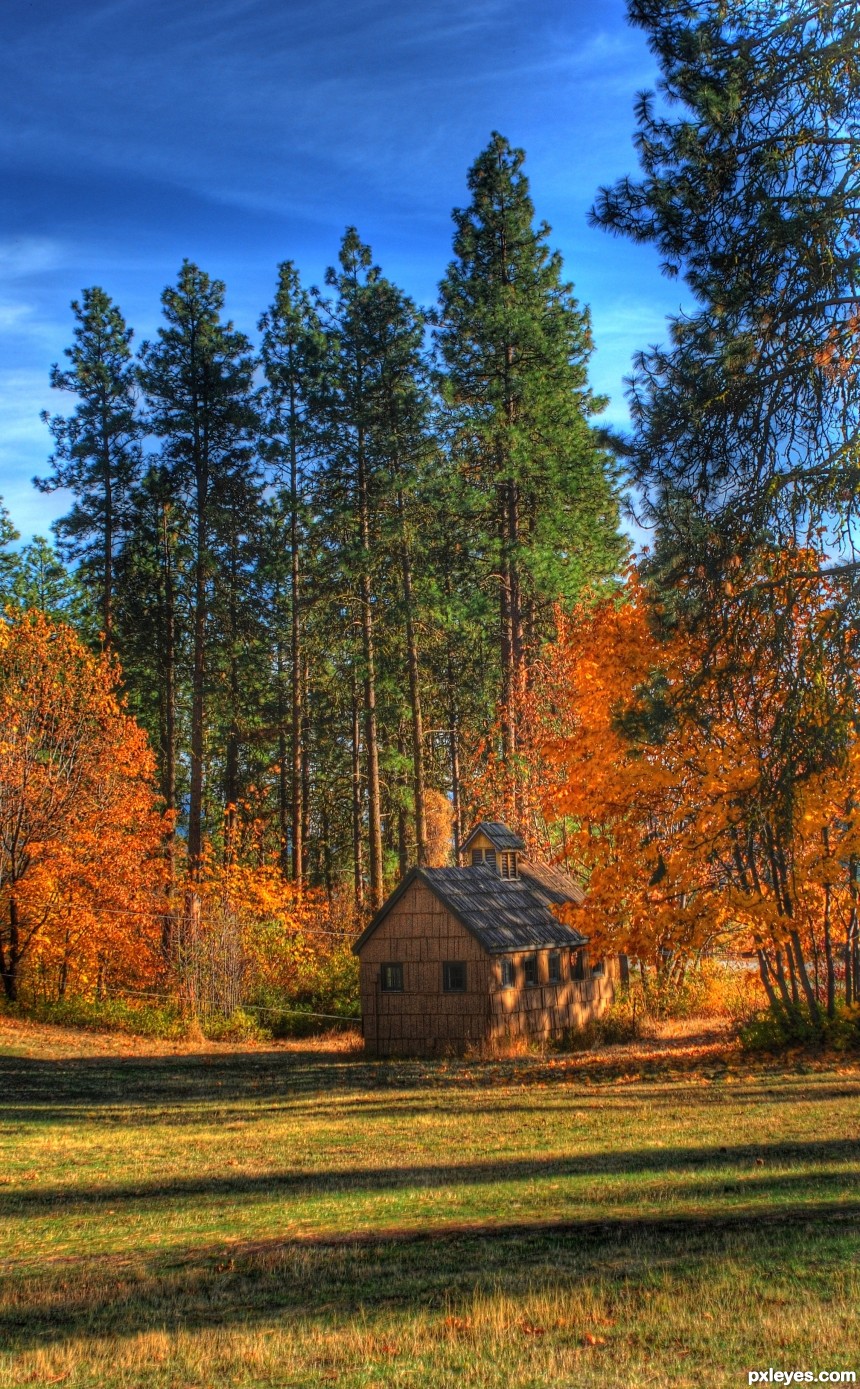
[443,961,467,992]
[380,963,403,992]
[500,958,515,987]
[548,951,562,984]
[523,954,538,988]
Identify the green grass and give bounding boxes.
[1,1020,858,1388]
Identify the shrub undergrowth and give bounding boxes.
[740,1003,860,1052]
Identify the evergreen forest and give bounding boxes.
[0,133,625,917]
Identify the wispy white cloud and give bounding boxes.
[0,302,34,331]
[0,237,66,280]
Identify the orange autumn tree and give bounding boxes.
[0,610,167,1002]
[515,552,860,1029]
[171,851,357,1020]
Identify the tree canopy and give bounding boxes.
[592,0,860,583]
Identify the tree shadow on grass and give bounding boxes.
[2,1136,858,1218]
[3,1049,857,1122]
[2,1203,858,1352]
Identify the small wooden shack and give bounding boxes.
[353,821,621,1057]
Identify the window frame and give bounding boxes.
[548,950,562,984]
[571,949,587,982]
[500,851,518,879]
[380,962,404,992]
[523,954,539,988]
[442,960,467,993]
[500,958,515,988]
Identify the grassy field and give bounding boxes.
[1,1017,858,1389]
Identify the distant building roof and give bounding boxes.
[461,821,526,853]
[353,863,587,957]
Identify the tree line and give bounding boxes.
[1,133,624,914]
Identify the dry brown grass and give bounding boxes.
[1,1018,857,1388]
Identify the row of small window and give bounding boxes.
[380,962,466,992]
[379,952,596,994]
[502,952,564,987]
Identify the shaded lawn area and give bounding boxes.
[0,1022,858,1388]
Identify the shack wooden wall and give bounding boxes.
[487,950,618,1041]
[358,880,492,1056]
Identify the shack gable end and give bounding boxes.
[358,879,492,1056]
[467,830,495,857]
[358,880,486,965]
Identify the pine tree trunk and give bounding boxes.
[276,633,290,876]
[300,667,311,882]
[396,735,409,880]
[188,438,208,872]
[223,554,241,867]
[290,392,303,894]
[160,499,178,963]
[450,714,462,863]
[397,491,427,866]
[356,417,384,909]
[498,481,516,766]
[360,574,384,909]
[224,726,239,867]
[351,681,364,910]
[507,476,523,673]
[101,405,114,646]
[442,632,463,863]
[320,805,333,899]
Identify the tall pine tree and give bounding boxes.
[138,262,259,870]
[259,263,321,888]
[311,230,437,902]
[437,133,625,769]
[36,288,140,645]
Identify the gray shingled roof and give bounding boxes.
[353,863,587,956]
[425,866,586,952]
[519,859,586,908]
[462,821,526,852]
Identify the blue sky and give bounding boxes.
[0,0,681,541]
